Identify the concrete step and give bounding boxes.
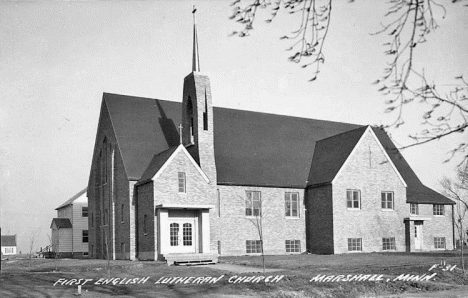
[163,253,218,266]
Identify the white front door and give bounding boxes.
[414,223,423,250]
[169,219,196,254]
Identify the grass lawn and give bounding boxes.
[1,251,468,298]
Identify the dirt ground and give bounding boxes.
[1,252,468,298]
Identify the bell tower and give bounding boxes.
[181,7,217,184]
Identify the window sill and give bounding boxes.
[381,209,394,212]
[347,208,361,211]
[285,216,300,219]
[433,215,445,217]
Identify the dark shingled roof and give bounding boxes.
[56,188,87,210]
[1,235,16,246]
[372,127,454,205]
[138,146,179,184]
[50,218,72,229]
[102,92,452,204]
[308,126,367,186]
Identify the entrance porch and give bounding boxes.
[156,204,217,265]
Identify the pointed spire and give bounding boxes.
[192,5,200,72]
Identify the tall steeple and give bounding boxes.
[182,7,217,184]
[192,6,200,72]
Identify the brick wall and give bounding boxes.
[332,130,407,254]
[213,185,306,256]
[135,181,155,260]
[306,185,334,254]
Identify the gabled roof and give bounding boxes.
[56,188,87,210]
[98,93,452,204]
[1,235,16,246]
[138,146,179,183]
[50,218,72,229]
[308,126,367,186]
[102,93,360,188]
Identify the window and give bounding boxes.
[434,237,446,249]
[91,213,94,228]
[433,204,445,216]
[285,192,299,217]
[103,138,108,184]
[245,191,261,216]
[170,223,179,246]
[82,207,88,217]
[178,172,186,193]
[83,252,89,257]
[347,238,362,251]
[381,192,394,210]
[246,240,262,253]
[82,230,89,243]
[143,215,148,235]
[410,203,419,215]
[346,190,361,209]
[121,204,124,223]
[285,240,301,253]
[183,223,193,246]
[382,237,396,250]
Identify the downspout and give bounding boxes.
[71,205,74,257]
[111,146,116,260]
[452,204,455,250]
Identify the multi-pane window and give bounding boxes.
[143,215,148,235]
[381,192,394,210]
[82,207,88,217]
[245,191,261,216]
[347,190,361,209]
[285,240,301,253]
[170,223,179,246]
[382,237,396,250]
[434,237,446,249]
[246,240,262,253]
[285,192,299,217]
[433,204,445,216]
[347,238,362,251]
[178,172,186,193]
[183,223,192,246]
[410,203,419,215]
[82,230,89,243]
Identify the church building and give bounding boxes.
[87,18,454,263]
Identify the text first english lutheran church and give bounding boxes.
[87,11,455,264]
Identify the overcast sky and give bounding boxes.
[1,0,467,252]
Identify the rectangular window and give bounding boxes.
[178,172,186,193]
[434,237,446,249]
[381,192,394,210]
[82,230,89,243]
[246,240,262,253]
[245,191,261,216]
[346,190,361,209]
[347,238,362,251]
[285,240,301,253]
[410,203,419,215]
[143,215,148,235]
[433,204,445,216]
[285,192,300,217]
[82,207,88,217]
[121,204,124,223]
[382,237,396,250]
[91,213,94,228]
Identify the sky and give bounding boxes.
[1,0,467,253]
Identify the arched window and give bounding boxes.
[187,97,194,143]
